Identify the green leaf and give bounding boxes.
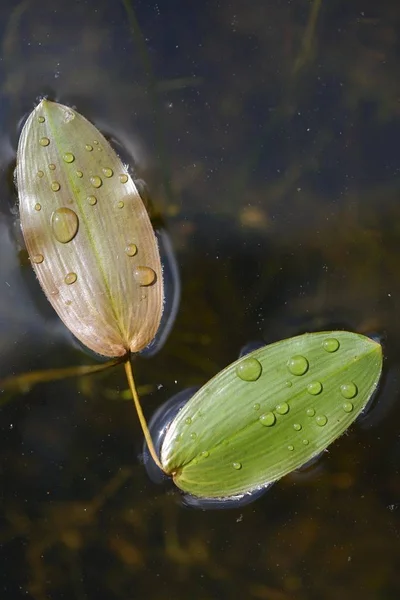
[161,331,382,498]
[16,100,163,357]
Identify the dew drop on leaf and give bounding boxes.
[51,207,79,243]
[236,357,262,381]
[287,355,309,375]
[340,382,358,399]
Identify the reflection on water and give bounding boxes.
[1,0,400,598]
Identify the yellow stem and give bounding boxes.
[124,359,163,472]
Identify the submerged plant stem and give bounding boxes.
[124,359,163,471]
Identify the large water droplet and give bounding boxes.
[51,182,60,192]
[259,412,276,426]
[315,415,327,427]
[236,357,262,381]
[90,176,102,188]
[63,152,75,163]
[287,355,309,376]
[39,137,50,147]
[102,167,113,178]
[133,266,156,286]
[307,381,323,395]
[323,338,340,353]
[65,272,77,285]
[34,203,41,211]
[51,208,79,243]
[306,408,315,417]
[276,402,290,415]
[32,254,44,264]
[340,382,358,399]
[343,402,354,413]
[119,174,128,184]
[232,462,242,470]
[125,244,138,257]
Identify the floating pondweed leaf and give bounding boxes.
[16,99,163,358]
[159,331,382,500]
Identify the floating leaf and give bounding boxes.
[160,331,382,499]
[16,99,163,357]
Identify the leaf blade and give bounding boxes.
[161,331,382,498]
[17,100,163,357]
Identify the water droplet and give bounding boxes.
[190,432,197,440]
[34,203,41,211]
[93,140,99,145]
[51,208,79,243]
[32,254,44,264]
[201,451,210,458]
[302,439,309,445]
[323,338,340,353]
[307,381,323,395]
[343,402,354,413]
[63,152,75,163]
[102,167,113,178]
[37,170,44,178]
[287,355,309,376]
[340,383,358,399]
[87,195,97,206]
[85,144,93,151]
[315,415,327,427]
[253,402,260,411]
[285,381,293,387]
[116,201,124,209]
[276,402,290,415]
[90,176,102,188]
[185,417,192,425]
[125,244,138,257]
[65,272,77,285]
[259,412,276,427]
[293,423,302,431]
[39,137,50,146]
[49,165,56,172]
[51,181,60,192]
[232,462,242,470]
[288,445,294,451]
[236,357,262,381]
[306,408,315,417]
[119,174,128,184]
[133,266,156,286]
[38,116,45,123]
[76,170,83,178]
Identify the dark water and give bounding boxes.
[1,0,400,598]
